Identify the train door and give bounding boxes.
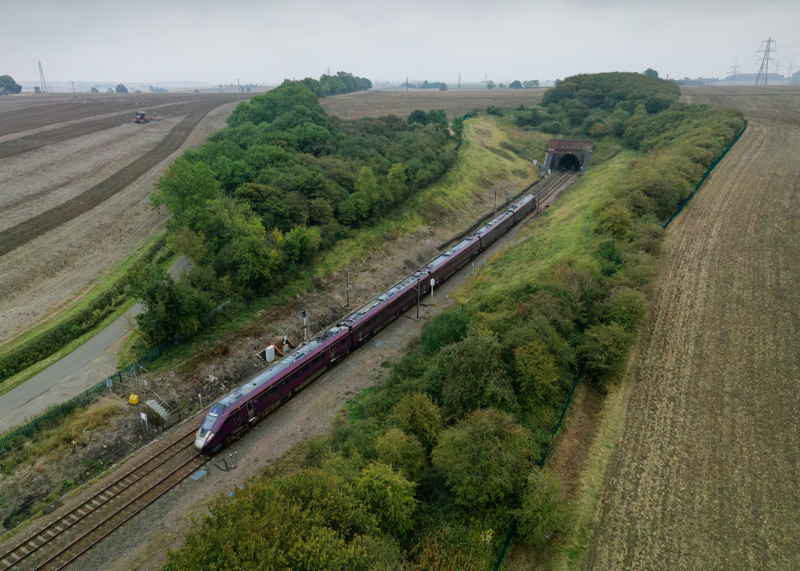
[234,412,242,430]
[246,400,255,421]
[330,345,335,361]
[358,325,363,341]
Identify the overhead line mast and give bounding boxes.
[728,61,741,85]
[38,60,48,93]
[755,37,777,86]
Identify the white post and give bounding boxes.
[471,262,475,275]
[430,278,435,305]
[198,393,202,409]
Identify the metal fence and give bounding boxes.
[662,120,748,230]
[0,340,174,457]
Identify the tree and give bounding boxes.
[523,80,540,89]
[579,323,632,383]
[643,68,659,78]
[0,75,22,94]
[432,409,531,507]
[375,428,427,478]
[498,83,506,89]
[426,109,449,132]
[246,86,252,92]
[438,328,517,415]
[486,81,495,90]
[509,80,523,89]
[439,83,448,91]
[407,109,428,125]
[106,88,114,94]
[595,205,634,239]
[357,463,417,539]
[515,468,567,547]
[451,116,464,140]
[115,83,128,93]
[514,343,563,410]
[90,87,99,93]
[391,392,443,451]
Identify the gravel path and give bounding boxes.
[587,88,800,570]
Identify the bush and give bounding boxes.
[595,205,634,239]
[391,392,442,451]
[514,343,564,410]
[357,463,417,539]
[486,106,503,117]
[579,323,632,384]
[602,286,647,330]
[515,468,568,547]
[375,428,427,478]
[432,409,531,508]
[420,308,471,353]
[438,328,517,415]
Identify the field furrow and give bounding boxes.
[588,89,800,570]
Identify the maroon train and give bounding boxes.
[195,192,538,452]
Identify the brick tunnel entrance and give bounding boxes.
[557,153,581,171]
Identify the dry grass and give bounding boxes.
[320,88,546,120]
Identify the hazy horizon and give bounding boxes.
[4,0,800,88]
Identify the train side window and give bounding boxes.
[291,372,299,380]
[330,345,335,358]
[311,357,319,366]
[281,380,288,387]
[302,364,310,373]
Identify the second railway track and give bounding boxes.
[0,428,204,571]
[0,171,577,571]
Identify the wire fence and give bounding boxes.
[662,120,749,230]
[491,367,583,570]
[0,340,174,457]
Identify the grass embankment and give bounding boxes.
[161,74,744,571]
[0,234,177,399]
[134,115,539,368]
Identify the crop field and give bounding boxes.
[587,86,800,569]
[0,93,241,345]
[320,87,546,119]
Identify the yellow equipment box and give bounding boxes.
[129,394,139,405]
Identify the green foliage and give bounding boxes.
[595,204,634,239]
[578,322,632,384]
[163,480,401,571]
[486,106,503,117]
[146,78,457,343]
[357,463,418,539]
[439,328,517,415]
[451,116,464,140]
[391,392,443,451]
[408,109,428,125]
[420,308,471,354]
[541,72,679,110]
[515,468,568,547]
[376,428,427,478]
[0,75,22,94]
[115,83,128,93]
[643,68,659,78]
[510,80,522,89]
[432,409,531,508]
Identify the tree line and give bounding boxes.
[139,77,458,344]
[163,72,744,569]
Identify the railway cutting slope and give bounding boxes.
[587,87,800,569]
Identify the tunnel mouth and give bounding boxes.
[557,153,581,171]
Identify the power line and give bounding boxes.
[727,61,741,85]
[755,37,777,86]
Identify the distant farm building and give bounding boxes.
[544,139,594,174]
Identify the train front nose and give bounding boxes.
[194,437,206,451]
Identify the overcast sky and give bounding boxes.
[4,0,800,86]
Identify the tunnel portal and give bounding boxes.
[543,139,594,174]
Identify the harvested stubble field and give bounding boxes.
[320,87,546,119]
[588,86,800,570]
[0,93,241,344]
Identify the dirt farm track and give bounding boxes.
[0,93,241,344]
[588,86,800,569]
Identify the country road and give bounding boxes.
[0,257,191,433]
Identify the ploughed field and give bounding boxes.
[588,86,800,569]
[0,93,241,345]
[320,87,546,119]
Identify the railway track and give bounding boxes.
[0,428,206,571]
[0,171,576,570]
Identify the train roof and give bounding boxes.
[214,325,349,409]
